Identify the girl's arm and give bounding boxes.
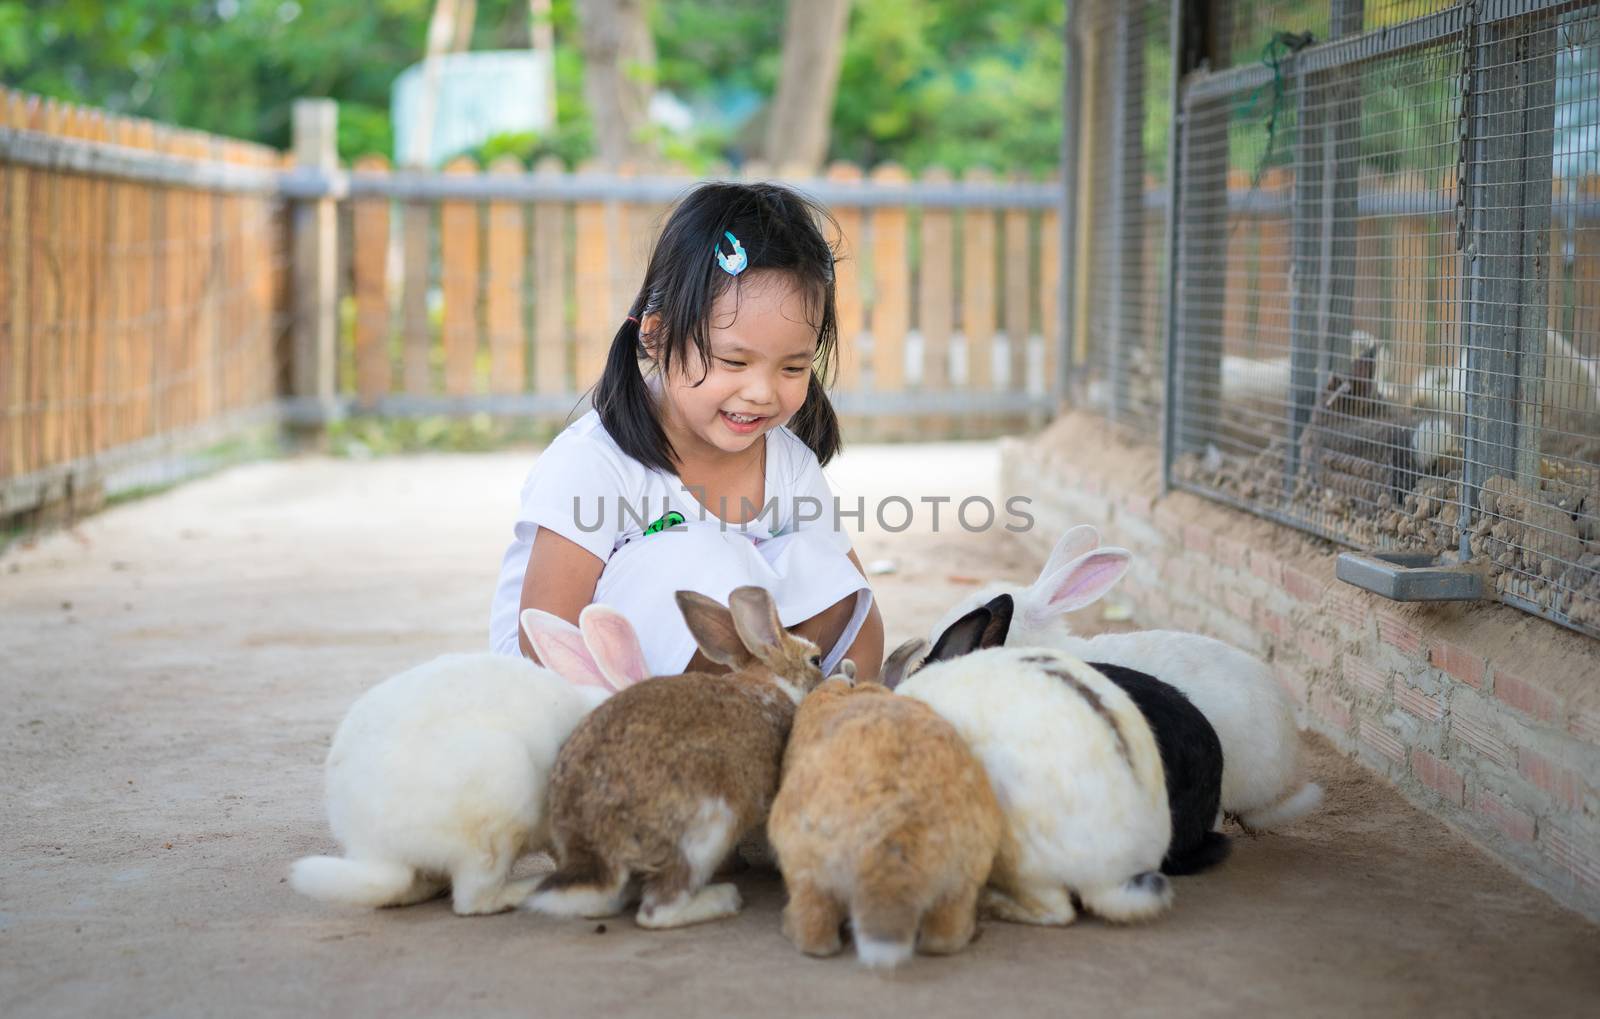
[843,549,886,682]
[516,528,606,661]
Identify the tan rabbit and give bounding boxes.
[767,658,1004,968]
[525,585,825,929]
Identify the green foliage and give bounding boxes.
[3,0,1068,173]
[340,103,397,166]
[472,122,590,169]
[653,0,782,100]
[652,123,736,174]
[831,0,1064,173]
[0,0,443,155]
[0,0,570,157]
[325,415,561,456]
[465,18,596,170]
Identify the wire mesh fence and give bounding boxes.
[1069,0,1172,432]
[1161,1,1600,638]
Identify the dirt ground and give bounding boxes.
[3,442,1597,1018]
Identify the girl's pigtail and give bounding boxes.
[788,374,843,467]
[595,311,678,474]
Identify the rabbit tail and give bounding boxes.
[290,855,432,907]
[1238,782,1324,832]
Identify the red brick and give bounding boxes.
[1299,632,1337,669]
[1257,606,1288,641]
[1222,587,1254,623]
[1397,684,1446,724]
[1282,564,1325,603]
[1411,748,1465,806]
[1344,657,1391,698]
[1183,523,1213,556]
[1121,492,1155,519]
[1152,498,1189,535]
[1279,667,1310,706]
[1474,790,1536,844]
[1139,592,1173,628]
[1452,714,1516,770]
[1359,720,1406,764]
[1326,592,1368,632]
[1248,551,1282,586]
[1494,671,1563,724]
[1518,748,1582,811]
[1377,611,1425,656]
[1173,606,1206,633]
[1571,707,1600,744]
[1177,556,1209,595]
[1164,558,1197,592]
[1543,825,1600,891]
[1312,688,1353,733]
[1188,569,1220,602]
[1213,535,1248,572]
[1430,641,1487,690]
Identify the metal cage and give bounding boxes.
[1068,0,1600,638]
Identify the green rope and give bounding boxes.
[1235,30,1317,195]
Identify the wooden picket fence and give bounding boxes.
[330,156,1063,438]
[0,85,1063,524]
[0,88,287,517]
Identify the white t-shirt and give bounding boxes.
[488,409,869,673]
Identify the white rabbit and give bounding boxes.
[931,525,1323,832]
[888,604,1173,925]
[289,604,648,914]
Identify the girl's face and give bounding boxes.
[649,271,819,465]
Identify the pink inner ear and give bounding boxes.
[583,608,650,688]
[529,627,613,691]
[1043,551,1130,613]
[1041,525,1100,579]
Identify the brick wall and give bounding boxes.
[1002,414,1600,921]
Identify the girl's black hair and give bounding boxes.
[593,181,843,473]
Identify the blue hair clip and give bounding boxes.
[715,231,748,276]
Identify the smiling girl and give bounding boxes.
[488,182,884,681]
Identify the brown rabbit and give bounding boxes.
[525,585,825,929]
[767,650,1004,968]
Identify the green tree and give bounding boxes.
[2,0,1069,173]
[829,0,1064,173]
[0,0,565,159]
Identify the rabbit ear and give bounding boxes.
[836,658,857,682]
[727,585,785,655]
[880,639,929,690]
[927,606,993,664]
[1031,548,1132,618]
[675,590,750,668]
[521,608,615,691]
[980,593,1014,647]
[1038,525,1101,583]
[579,603,650,689]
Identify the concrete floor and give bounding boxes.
[3,443,1596,1017]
